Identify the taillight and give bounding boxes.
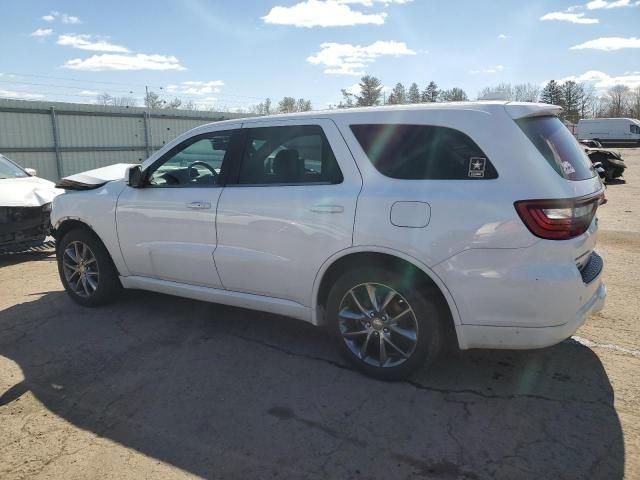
[514,191,604,240]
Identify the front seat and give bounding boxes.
[273,149,303,183]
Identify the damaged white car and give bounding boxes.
[0,154,61,253]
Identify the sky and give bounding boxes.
[1,0,639,111]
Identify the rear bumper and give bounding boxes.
[456,281,606,350]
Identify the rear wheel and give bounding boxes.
[56,228,121,306]
[327,267,444,380]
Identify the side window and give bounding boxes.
[350,124,497,180]
[631,125,640,134]
[148,131,233,187]
[237,125,343,185]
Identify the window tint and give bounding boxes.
[631,124,640,134]
[516,116,595,181]
[350,124,497,180]
[237,125,343,185]
[148,131,232,187]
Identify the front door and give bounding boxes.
[214,119,361,306]
[116,127,240,288]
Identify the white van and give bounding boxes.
[577,118,640,145]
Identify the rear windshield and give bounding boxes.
[516,116,595,181]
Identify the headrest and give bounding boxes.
[273,149,303,182]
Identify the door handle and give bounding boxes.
[311,204,344,214]
[187,201,211,210]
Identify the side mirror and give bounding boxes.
[24,167,37,176]
[127,165,146,188]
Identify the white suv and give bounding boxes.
[51,102,606,379]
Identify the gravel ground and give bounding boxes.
[0,149,638,480]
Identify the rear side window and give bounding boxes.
[350,124,497,180]
[516,116,595,181]
[237,125,343,185]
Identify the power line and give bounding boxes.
[1,71,332,106]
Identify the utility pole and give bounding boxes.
[145,85,154,155]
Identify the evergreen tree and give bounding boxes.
[540,80,564,106]
[356,75,384,107]
[387,82,407,105]
[561,81,583,123]
[421,81,439,102]
[408,82,421,103]
[441,88,468,102]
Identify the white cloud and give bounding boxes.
[559,70,640,89]
[63,54,186,71]
[308,40,416,75]
[263,0,387,27]
[586,0,638,9]
[0,89,45,100]
[540,11,599,24]
[60,14,81,24]
[166,80,225,96]
[57,34,129,53]
[30,28,53,37]
[79,90,100,96]
[470,64,505,74]
[570,36,640,50]
[497,33,507,39]
[339,0,412,4]
[41,11,81,24]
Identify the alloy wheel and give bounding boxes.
[338,282,419,368]
[62,241,100,297]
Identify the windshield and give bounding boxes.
[516,116,596,181]
[0,154,28,179]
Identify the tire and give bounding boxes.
[56,228,121,307]
[326,267,444,380]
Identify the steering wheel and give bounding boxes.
[188,161,218,182]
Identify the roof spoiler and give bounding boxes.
[504,102,563,120]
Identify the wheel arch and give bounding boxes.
[312,247,463,347]
[52,217,96,242]
[53,217,123,276]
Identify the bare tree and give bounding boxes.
[606,85,630,117]
[144,90,164,109]
[112,96,137,107]
[478,83,513,100]
[251,98,272,115]
[182,100,198,111]
[629,86,640,119]
[96,92,114,106]
[514,83,540,102]
[164,97,182,110]
[579,83,596,119]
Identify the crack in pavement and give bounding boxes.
[220,330,615,409]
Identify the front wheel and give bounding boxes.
[56,228,121,307]
[327,267,445,380]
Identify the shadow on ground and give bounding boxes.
[0,291,625,479]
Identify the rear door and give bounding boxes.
[214,118,361,306]
[116,126,241,288]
